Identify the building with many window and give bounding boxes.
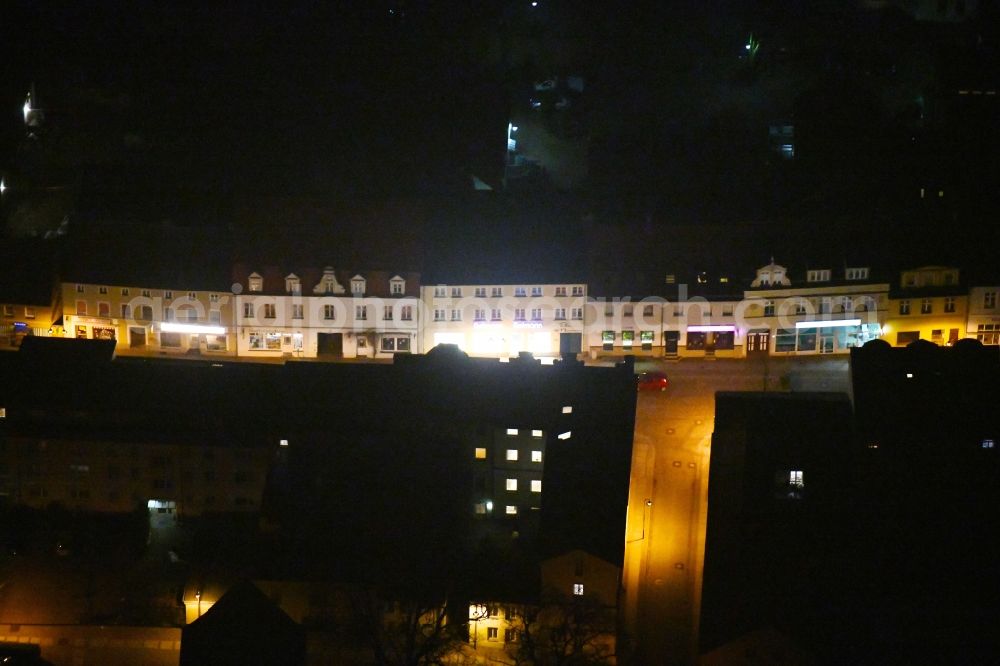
[0,339,276,515]
[741,260,888,356]
[420,281,586,359]
[965,285,1000,345]
[884,266,968,346]
[57,281,236,356]
[233,266,420,359]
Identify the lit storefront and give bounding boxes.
[773,319,880,354]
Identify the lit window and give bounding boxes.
[506,449,518,461]
[531,450,542,462]
[279,439,288,447]
[531,429,543,438]
[506,478,517,491]
[573,583,584,596]
[531,480,542,493]
[983,439,995,449]
[789,470,804,487]
[558,431,571,440]
[0,407,6,418]
[474,502,487,514]
[562,405,573,414]
[505,505,517,515]
[475,447,487,459]
[506,428,518,435]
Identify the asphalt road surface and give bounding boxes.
[622,356,850,664]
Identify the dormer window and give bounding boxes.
[751,261,791,288]
[314,267,345,294]
[351,275,366,296]
[389,275,405,296]
[845,267,869,281]
[248,273,263,293]
[285,274,301,294]
[806,269,831,283]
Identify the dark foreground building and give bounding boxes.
[0,342,636,663]
[702,341,1000,663]
[701,392,852,660]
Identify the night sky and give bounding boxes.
[2,1,999,269]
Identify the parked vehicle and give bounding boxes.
[636,371,669,391]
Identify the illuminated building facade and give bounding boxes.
[967,285,1000,344]
[419,282,587,359]
[58,281,235,356]
[742,260,888,355]
[884,266,968,346]
[1,300,55,349]
[233,266,420,359]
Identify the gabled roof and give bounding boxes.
[180,580,305,666]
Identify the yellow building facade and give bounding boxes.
[884,266,969,346]
[59,281,235,356]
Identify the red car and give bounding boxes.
[636,371,669,392]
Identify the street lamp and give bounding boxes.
[196,589,202,618]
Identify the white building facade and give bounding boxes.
[420,282,587,359]
[967,285,1000,345]
[233,267,420,360]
